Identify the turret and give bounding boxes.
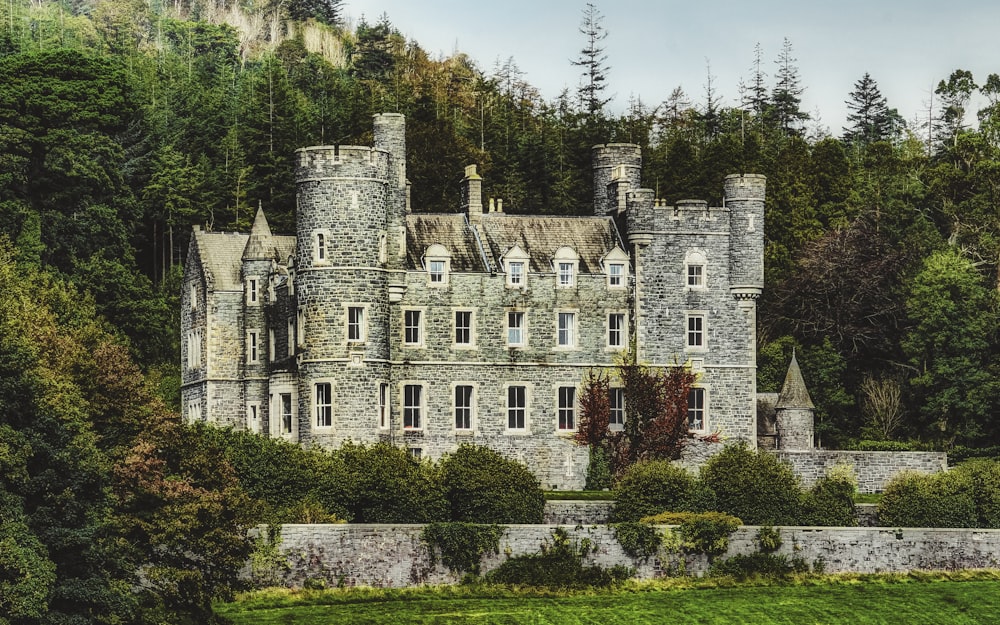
[592,143,642,216]
[724,174,766,300]
[374,113,407,272]
[775,350,815,450]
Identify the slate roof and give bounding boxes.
[243,208,275,260]
[477,214,622,273]
[776,351,815,410]
[405,214,489,272]
[193,228,295,291]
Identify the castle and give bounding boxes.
[181,113,799,490]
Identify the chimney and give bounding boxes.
[462,164,483,223]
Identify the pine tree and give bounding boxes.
[572,2,611,116]
[843,73,893,146]
[742,42,769,120]
[770,38,809,136]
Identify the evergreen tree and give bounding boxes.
[572,2,611,116]
[770,38,809,136]
[843,72,894,146]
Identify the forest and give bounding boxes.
[1,0,999,622]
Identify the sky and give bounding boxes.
[343,0,1000,136]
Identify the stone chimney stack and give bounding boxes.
[462,164,483,224]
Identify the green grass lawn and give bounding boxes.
[216,573,1000,624]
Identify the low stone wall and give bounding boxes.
[773,450,948,493]
[257,523,1000,589]
[542,500,614,525]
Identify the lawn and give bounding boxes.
[216,574,1000,624]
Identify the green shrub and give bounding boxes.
[641,511,742,556]
[700,443,801,525]
[710,552,808,580]
[339,442,448,523]
[612,522,662,559]
[485,528,631,588]
[850,440,923,452]
[799,465,858,526]
[952,460,1000,528]
[754,526,782,553]
[421,522,505,575]
[584,445,612,490]
[439,445,545,523]
[949,446,1000,465]
[878,470,976,528]
[610,460,698,522]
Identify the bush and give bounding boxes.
[421,522,504,575]
[439,445,545,523]
[849,440,923,452]
[612,522,662,559]
[700,443,801,525]
[610,460,698,522]
[641,511,742,556]
[710,552,809,580]
[339,442,448,523]
[949,446,1000,465]
[799,465,858,526]
[878,470,976,528]
[952,460,1000,528]
[485,528,631,588]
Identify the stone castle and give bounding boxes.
[181,113,819,489]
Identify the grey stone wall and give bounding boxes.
[256,523,1000,589]
[774,450,948,493]
[542,500,615,525]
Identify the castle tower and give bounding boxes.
[775,350,816,450]
[293,116,396,446]
[241,208,274,432]
[724,174,766,301]
[592,143,642,216]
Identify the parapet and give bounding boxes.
[294,145,390,182]
[723,173,766,202]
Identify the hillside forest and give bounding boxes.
[1,0,1000,450]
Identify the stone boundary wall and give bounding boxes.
[257,524,1000,589]
[543,501,614,525]
[773,450,948,493]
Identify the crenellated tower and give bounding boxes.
[592,143,642,216]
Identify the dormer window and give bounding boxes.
[685,250,708,289]
[602,247,630,289]
[553,247,579,289]
[424,244,450,286]
[502,245,530,289]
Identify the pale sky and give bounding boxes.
[344,0,1000,136]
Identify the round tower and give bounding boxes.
[592,143,642,216]
[724,174,766,299]
[294,138,393,445]
[775,351,815,450]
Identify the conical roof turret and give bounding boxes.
[243,207,274,260]
[776,349,815,410]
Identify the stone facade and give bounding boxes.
[256,523,1000,588]
[774,450,949,493]
[181,113,770,489]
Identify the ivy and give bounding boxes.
[485,528,632,588]
[641,511,742,556]
[612,522,662,560]
[421,522,505,575]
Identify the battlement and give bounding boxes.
[723,173,767,202]
[294,146,391,182]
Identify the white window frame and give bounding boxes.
[425,244,451,286]
[557,385,577,432]
[506,310,527,348]
[688,387,707,432]
[246,277,259,305]
[402,382,425,430]
[346,305,367,343]
[686,312,707,351]
[504,383,530,433]
[684,250,708,290]
[607,262,625,288]
[378,382,390,430]
[607,311,627,350]
[602,246,630,289]
[313,381,334,428]
[187,329,202,369]
[453,308,476,349]
[270,387,297,440]
[502,245,530,289]
[313,229,330,265]
[247,329,260,364]
[555,310,577,349]
[453,383,475,432]
[553,246,579,289]
[402,308,425,347]
[246,401,261,434]
[609,387,625,430]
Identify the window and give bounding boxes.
[347,306,365,343]
[315,382,332,427]
[507,385,527,431]
[246,402,261,434]
[684,250,707,289]
[297,309,305,346]
[608,313,626,349]
[508,261,525,286]
[425,244,450,286]
[268,329,276,361]
[558,262,575,287]
[608,262,625,287]
[190,284,197,309]
[247,330,260,364]
[558,386,576,431]
[609,388,625,428]
[403,309,423,346]
[188,400,202,422]
[686,314,706,350]
[507,311,525,347]
[557,312,576,348]
[687,264,704,288]
[454,310,474,347]
[429,260,446,283]
[314,231,328,263]
[187,329,202,369]
[280,393,293,435]
[287,319,295,358]
[454,385,474,430]
[409,448,422,459]
[246,278,258,305]
[378,382,389,429]
[403,384,423,429]
[688,388,706,431]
